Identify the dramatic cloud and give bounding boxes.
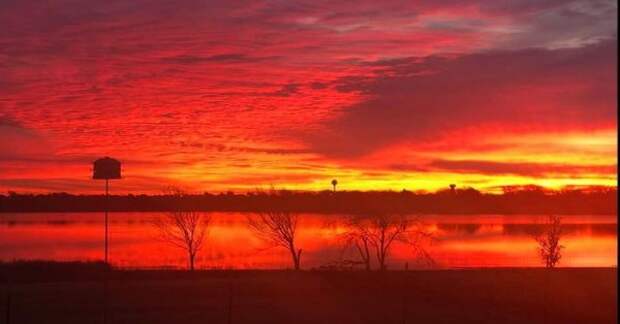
[302,40,617,157]
[0,0,616,192]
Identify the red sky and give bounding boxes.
[0,0,617,193]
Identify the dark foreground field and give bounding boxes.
[0,264,616,324]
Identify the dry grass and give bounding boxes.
[0,265,616,324]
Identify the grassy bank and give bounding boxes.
[0,264,616,324]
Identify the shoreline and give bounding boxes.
[1,261,617,282]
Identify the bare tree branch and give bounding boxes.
[152,188,211,270]
[247,210,302,270]
[341,214,434,270]
[246,188,302,270]
[535,215,563,268]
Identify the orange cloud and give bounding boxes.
[0,0,616,193]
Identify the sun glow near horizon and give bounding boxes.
[0,0,616,194]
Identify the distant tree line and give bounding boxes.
[0,185,616,214]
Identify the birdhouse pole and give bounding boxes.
[105,178,109,263]
[93,157,121,265]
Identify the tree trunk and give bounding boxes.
[379,260,386,271]
[378,231,387,271]
[378,250,387,271]
[290,246,302,270]
[362,241,371,271]
[189,252,195,271]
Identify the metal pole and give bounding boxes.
[104,179,109,324]
[227,279,233,324]
[105,179,109,264]
[103,274,108,324]
[5,284,10,324]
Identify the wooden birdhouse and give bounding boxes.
[93,157,121,179]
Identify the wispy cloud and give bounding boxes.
[0,0,616,192]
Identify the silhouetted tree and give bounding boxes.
[342,214,433,271]
[152,189,211,270]
[536,215,563,268]
[331,179,338,192]
[342,216,373,271]
[247,208,302,270]
[372,214,409,271]
[449,184,456,193]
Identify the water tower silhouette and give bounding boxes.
[331,179,338,192]
[93,157,121,264]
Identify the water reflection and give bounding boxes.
[0,213,616,269]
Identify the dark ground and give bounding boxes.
[0,266,616,324]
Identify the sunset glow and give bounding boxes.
[1,213,615,268]
[0,1,617,193]
[0,3,617,323]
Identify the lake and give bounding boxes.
[0,213,616,269]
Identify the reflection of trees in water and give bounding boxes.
[44,220,72,226]
[434,223,617,237]
[502,224,617,236]
[436,224,482,235]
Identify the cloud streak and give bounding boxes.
[0,0,616,192]
[430,160,617,177]
[301,40,617,157]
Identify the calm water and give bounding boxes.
[0,213,616,269]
